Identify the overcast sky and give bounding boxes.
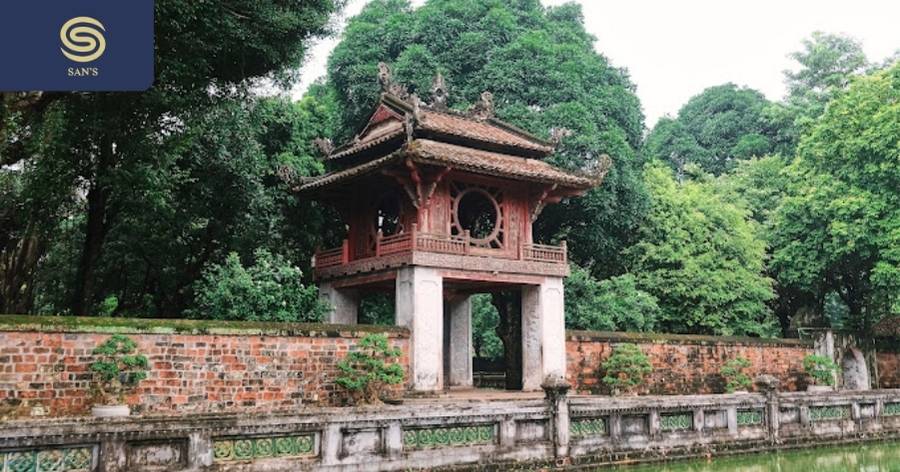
[294,0,900,127]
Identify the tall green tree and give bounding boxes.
[645,84,779,176]
[771,63,900,333]
[1,0,343,315]
[627,164,778,336]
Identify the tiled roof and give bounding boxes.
[326,94,554,162]
[330,120,405,160]
[416,109,553,154]
[410,140,593,188]
[297,140,595,193]
[297,152,403,192]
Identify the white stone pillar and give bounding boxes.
[319,282,358,325]
[395,267,444,391]
[521,277,566,391]
[448,295,473,388]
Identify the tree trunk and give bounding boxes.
[492,290,522,390]
[71,138,114,316]
[0,228,44,313]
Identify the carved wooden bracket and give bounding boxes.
[423,166,452,207]
[531,184,558,222]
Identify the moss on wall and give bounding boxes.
[0,315,409,338]
[566,329,812,347]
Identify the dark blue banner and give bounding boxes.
[0,0,154,91]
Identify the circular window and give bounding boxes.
[455,188,500,241]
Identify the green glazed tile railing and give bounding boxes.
[809,405,850,422]
[570,417,607,438]
[884,403,900,416]
[737,409,764,426]
[212,434,315,462]
[1,446,93,472]
[402,424,495,449]
[660,412,693,432]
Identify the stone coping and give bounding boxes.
[0,315,409,338]
[567,329,813,347]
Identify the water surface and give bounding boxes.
[605,441,900,471]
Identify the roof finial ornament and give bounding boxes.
[469,91,494,120]
[431,72,448,111]
[377,61,409,99]
[313,138,334,158]
[549,127,573,147]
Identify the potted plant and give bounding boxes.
[336,334,405,405]
[720,357,752,393]
[602,343,653,396]
[89,335,149,417]
[803,354,838,392]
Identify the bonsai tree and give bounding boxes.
[602,343,653,395]
[803,354,839,387]
[720,357,752,393]
[335,334,405,405]
[90,335,149,405]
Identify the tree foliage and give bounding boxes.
[565,265,659,332]
[0,0,343,316]
[626,164,777,336]
[190,250,326,323]
[771,63,900,332]
[645,84,779,176]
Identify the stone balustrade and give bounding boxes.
[2,389,900,471]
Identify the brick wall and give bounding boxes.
[877,350,900,389]
[0,317,409,418]
[566,330,814,395]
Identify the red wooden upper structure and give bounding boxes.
[297,70,606,288]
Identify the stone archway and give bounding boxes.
[841,347,870,390]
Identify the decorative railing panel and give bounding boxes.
[570,417,607,438]
[660,412,693,432]
[314,247,345,269]
[378,233,413,256]
[212,434,315,462]
[402,424,495,450]
[809,405,850,422]
[522,243,566,263]
[415,233,467,255]
[737,409,764,426]
[1,446,93,472]
[885,402,900,416]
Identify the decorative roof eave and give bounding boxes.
[325,93,555,164]
[294,151,404,193]
[296,140,603,196]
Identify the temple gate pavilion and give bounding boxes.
[297,66,605,393]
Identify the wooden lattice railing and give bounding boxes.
[314,225,567,270]
[521,242,567,264]
[416,232,468,255]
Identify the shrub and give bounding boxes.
[89,335,149,405]
[191,249,327,322]
[803,354,839,386]
[335,334,405,405]
[602,343,653,395]
[565,267,659,333]
[720,357,752,393]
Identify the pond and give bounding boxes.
[605,441,900,471]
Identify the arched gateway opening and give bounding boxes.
[298,68,605,393]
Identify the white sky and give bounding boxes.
[294,0,900,127]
